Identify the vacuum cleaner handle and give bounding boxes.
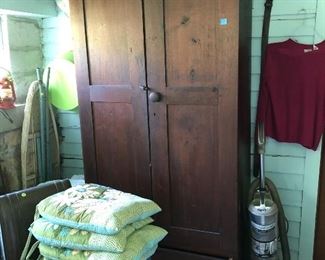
[257,122,266,204]
[257,122,265,154]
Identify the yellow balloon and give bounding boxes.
[45,59,78,110]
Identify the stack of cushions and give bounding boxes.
[28,183,167,259]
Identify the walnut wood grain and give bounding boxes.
[70,0,251,258]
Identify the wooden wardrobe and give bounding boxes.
[69,0,252,259]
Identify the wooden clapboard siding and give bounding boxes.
[60,143,83,158]
[61,167,84,177]
[41,12,73,66]
[41,12,84,179]
[60,128,82,143]
[288,221,301,238]
[284,205,302,223]
[267,172,304,191]
[57,110,84,178]
[251,0,324,259]
[260,138,306,157]
[57,111,81,128]
[252,0,317,16]
[0,0,57,17]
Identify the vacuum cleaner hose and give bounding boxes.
[248,178,290,260]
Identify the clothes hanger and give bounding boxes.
[291,0,324,51]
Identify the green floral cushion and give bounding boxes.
[36,184,161,235]
[39,225,167,260]
[30,217,153,252]
[141,245,158,260]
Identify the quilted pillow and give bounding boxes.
[36,184,161,235]
[39,225,167,260]
[30,217,153,252]
[141,245,158,260]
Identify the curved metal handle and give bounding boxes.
[149,91,161,102]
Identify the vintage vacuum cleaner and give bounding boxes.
[248,122,290,259]
[249,0,290,257]
[249,123,278,258]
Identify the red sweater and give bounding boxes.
[257,39,325,150]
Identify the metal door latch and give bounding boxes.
[139,85,150,91]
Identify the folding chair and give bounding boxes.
[0,179,71,260]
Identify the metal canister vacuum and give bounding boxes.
[249,0,290,258]
[249,123,279,259]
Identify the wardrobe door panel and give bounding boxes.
[145,0,239,257]
[165,0,219,87]
[85,0,143,85]
[93,103,137,193]
[70,0,151,197]
[168,105,220,232]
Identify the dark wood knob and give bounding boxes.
[149,92,161,102]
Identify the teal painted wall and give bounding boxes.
[0,0,57,17]
[41,10,84,179]
[251,0,325,259]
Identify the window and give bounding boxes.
[0,12,47,132]
[0,16,11,71]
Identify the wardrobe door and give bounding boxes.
[145,0,240,258]
[70,0,151,197]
